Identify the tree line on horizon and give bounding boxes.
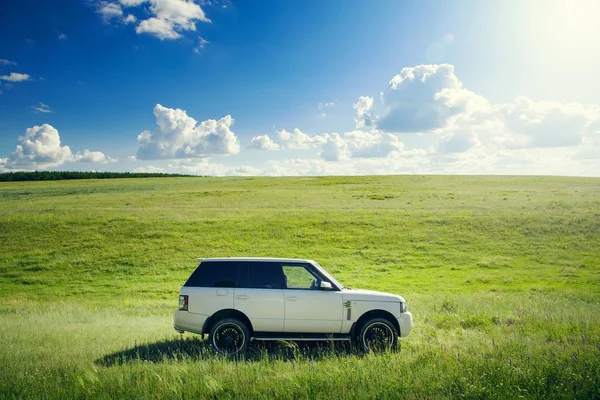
[0,171,198,182]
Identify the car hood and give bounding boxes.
[341,288,405,303]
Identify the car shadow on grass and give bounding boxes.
[96,336,366,366]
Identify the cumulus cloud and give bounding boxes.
[378,64,492,135]
[321,131,403,161]
[320,134,349,161]
[278,128,328,149]
[345,130,403,158]
[491,98,591,148]
[1,124,72,170]
[135,0,210,40]
[0,124,116,171]
[124,14,137,23]
[435,130,480,154]
[73,150,115,163]
[98,2,124,21]
[0,72,30,82]
[96,0,211,45]
[353,96,375,128]
[256,128,403,162]
[374,63,599,158]
[248,135,280,151]
[378,64,482,133]
[136,104,240,160]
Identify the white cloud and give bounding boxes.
[256,127,403,162]
[193,36,208,53]
[321,130,403,161]
[257,145,600,177]
[58,33,67,40]
[1,124,72,170]
[435,130,479,154]
[318,102,335,109]
[73,150,115,164]
[96,0,211,43]
[98,2,139,25]
[378,64,479,133]
[318,101,336,117]
[345,130,403,158]
[0,72,30,82]
[262,159,330,177]
[353,96,375,128]
[137,104,240,159]
[124,14,137,23]
[98,2,124,21]
[248,135,280,151]
[278,128,328,149]
[491,98,591,148]
[0,124,117,171]
[168,158,260,176]
[32,102,52,113]
[320,134,349,161]
[131,64,599,176]
[0,59,17,66]
[136,17,181,39]
[134,165,165,173]
[135,0,210,40]
[374,63,599,158]
[119,0,148,6]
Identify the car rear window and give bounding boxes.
[184,261,240,288]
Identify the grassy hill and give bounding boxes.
[1,175,599,399]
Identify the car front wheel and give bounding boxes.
[357,317,398,352]
[209,318,250,356]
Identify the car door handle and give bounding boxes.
[285,297,298,301]
[236,295,249,300]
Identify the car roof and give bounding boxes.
[197,257,315,263]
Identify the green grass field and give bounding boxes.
[1,175,599,399]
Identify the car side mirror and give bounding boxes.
[320,281,333,290]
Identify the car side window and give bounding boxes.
[239,262,285,289]
[282,264,320,290]
[184,261,239,288]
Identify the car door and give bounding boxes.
[233,261,285,332]
[281,263,344,333]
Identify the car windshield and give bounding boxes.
[311,262,346,290]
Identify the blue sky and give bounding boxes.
[1,0,599,176]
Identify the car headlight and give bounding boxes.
[400,302,407,313]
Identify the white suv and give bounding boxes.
[174,258,413,354]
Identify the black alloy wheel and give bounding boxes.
[209,318,250,355]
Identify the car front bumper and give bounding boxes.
[397,311,413,337]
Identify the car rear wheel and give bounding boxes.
[209,318,250,355]
[358,317,398,352]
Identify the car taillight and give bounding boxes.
[179,295,188,311]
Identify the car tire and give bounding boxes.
[209,317,250,356]
[357,317,398,352]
